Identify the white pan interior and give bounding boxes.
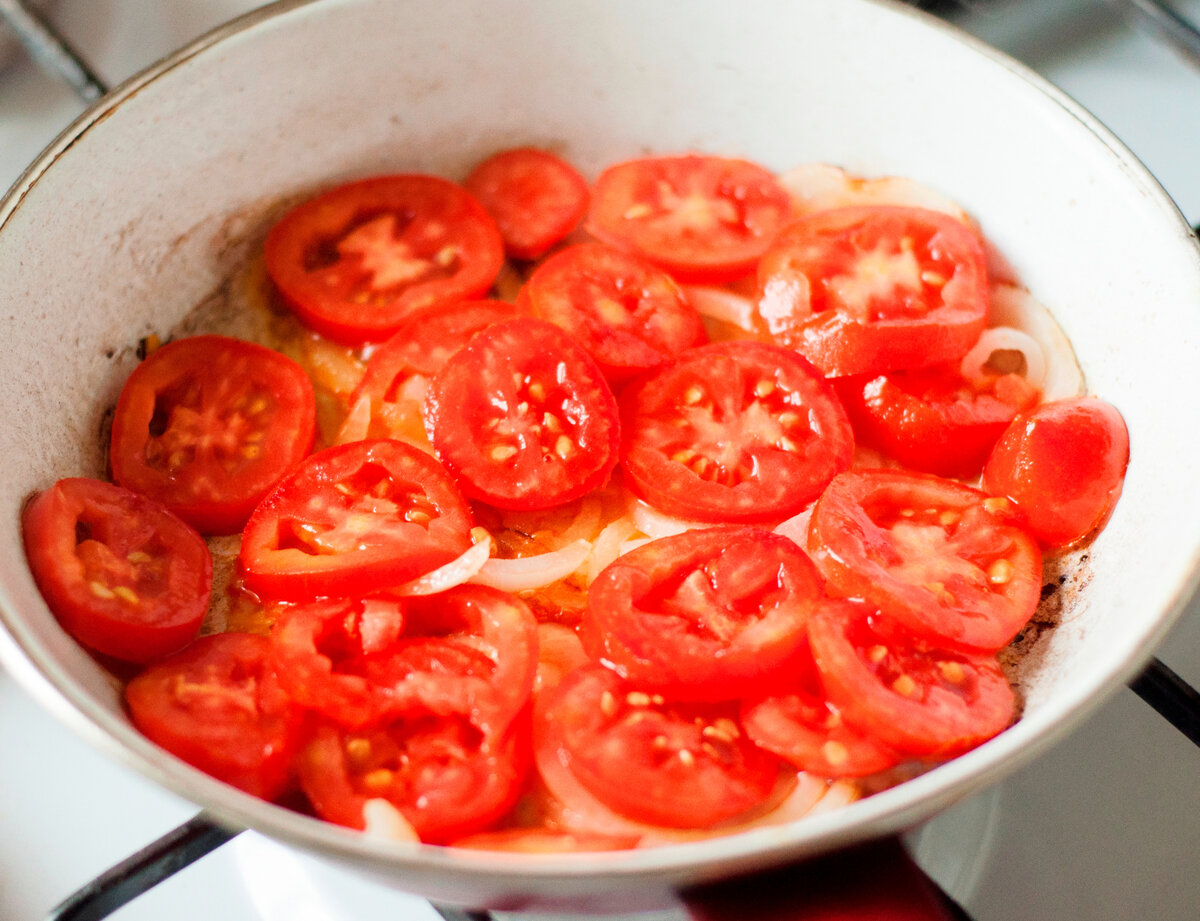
[1,0,1199,912]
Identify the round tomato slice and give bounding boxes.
[424,317,620,510]
[520,243,707,383]
[756,206,989,377]
[982,396,1130,549]
[587,154,792,283]
[239,439,475,601]
[621,340,854,523]
[264,174,505,344]
[536,666,781,829]
[343,299,517,444]
[463,147,590,261]
[807,470,1042,652]
[740,636,900,778]
[836,362,1041,478]
[109,335,316,535]
[582,527,822,701]
[296,712,529,843]
[125,632,302,799]
[807,600,1015,757]
[22,477,211,663]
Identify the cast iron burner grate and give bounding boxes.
[3,1,1199,919]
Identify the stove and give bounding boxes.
[3,2,1200,919]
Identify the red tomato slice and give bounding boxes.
[756,206,989,377]
[239,439,475,600]
[22,478,211,663]
[463,147,590,261]
[264,174,505,344]
[582,527,822,701]
[587,154,792,283]
[519,244,707,383]
[836,363,1041,478]
[621,340,854,523]
[452,829,639,852]
[125,633,302,799]
[296,714,529,843]
[740,637,900,778]
[982,396,1130,549]
[535,666,781,829]
[807,470,1042,652]
[424,317,620,510]
[807,600,1015,757]
[109,335,316,535]
[347,299,517,442]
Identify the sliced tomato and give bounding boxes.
[125,633,302,799]
[22,478,211,663]
[982,396,1130,549]
[296,711,529,843]
[807,600,1015,757]
[109,335,316,535]
[582,527,822,701]
[239,439,475,600]
[424,317,620,510]
[345,299,517,443]
[451,829,638,852]
[807,470,1042,652]
[463,147,590,261]
[740,636,900,778]
[519,243,707,382]
[756,206,989,377]
[836,362,1040,478]
[587,154,792,283]
[264,174,505,344]
[621,340,854,523]
[535,666,781,829]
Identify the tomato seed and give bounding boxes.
[823,740,850,767]
[362,768,395,791]
[554,435,573,460]
[490,444,519,462]
[600,690,618,717]
[89,581,115,600]
[867,644,889,664]
[987,559,1014,585]
[938,661,966,684]
[112,586,140,605]
[625,691,652,708]
[892,674,918,697]
[754,379,775,398]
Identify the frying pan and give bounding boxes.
[2,0,1200,917]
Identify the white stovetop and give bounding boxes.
[3,2,1200,919]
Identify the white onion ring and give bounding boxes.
[585,517,637,584]
[362,799,419,842]
[776,162,971,224]
[630,500,708,540]
[684,285,759,332]
[469,539,592,593]
[390,539,491,596]
[960,325,1047,390]
[773,508,814,550]
[986,283,1085,401]
[334,394,372,446]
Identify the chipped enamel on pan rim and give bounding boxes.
[2,0,1200,911]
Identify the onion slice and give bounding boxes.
[389,539,491,596]
[960,325,1047,391]
[986,283,1084,401]
[773,508,814,550]
[684,285,759,332]
[630,500,708,540]
[776,162,972,224]
[362,799,420,842]
[469,539,592,593]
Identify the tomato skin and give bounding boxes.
[756,206,989,377]
[22,478,211,664]
[982,397,1129,549]
[520,243,707,383]
[741,637,901,778]
[836,363,1040,478]
[125,633,302,799]
[807,470,1042,652]
[109,335,316,535]
[296,711,530,844]
[587,154,792,283]
[264,174,505,345]
[582,527,822,701]
[239,439,475,601]
[463,147,590,261]
[621,340,854,523]
[536,665,782,829]
[807,600,1015,757]
[424,317,621,510]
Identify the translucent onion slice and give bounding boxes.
[986,283,1085,401]
[776,163,972,224]
[334,393,372,446]
[362,798,420,842]
[773,508,813,550]
[630,500,708,540]
[390,539,491,596]
[684,285,759,332]
[960,325,1047,391]
[584,517,637,585]
[469,539,592,593]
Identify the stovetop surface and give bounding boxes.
[3,2,1200,919]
